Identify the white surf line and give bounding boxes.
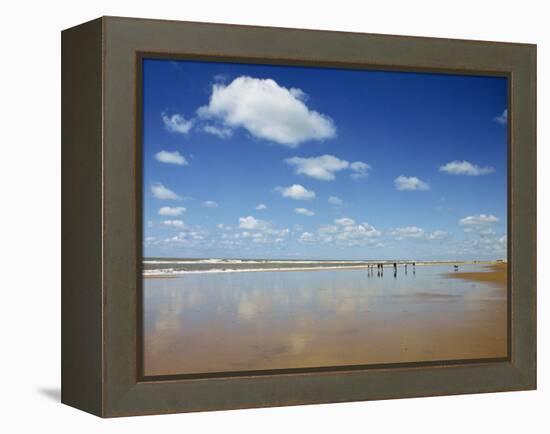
[143,259,369,265]
[143,264,375,277]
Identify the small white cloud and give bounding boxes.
[239,216,261,230]
[350,161,371,179]
[234,217,289,245]
[333,221,381,244]
[162,112,194,134]
[285,155,349,181]
[158,206,186,216]
[394,175,430,191]
[256,203,267,210]
[154,150,188,166]
[285,155,371,181]
[313,219,381,246]
[203,124,233,139]
[439,160,494,176]
[459,214,499,226]
[295,207,315,216]
[151,183,181,201]
[203,200,219,208]
[328,196,343,206]
[161,220,186,229]
[275,184,315,200]
[197,76,336,147]
[495,109,507,125]
[335,217,355,226]
[238,216,271,232]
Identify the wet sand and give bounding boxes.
[143,264,508,376]
[444,263,507,288]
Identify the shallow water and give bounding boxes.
[142,264,507,376]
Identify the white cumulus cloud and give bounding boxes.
[275,184,315,200]
[459,214,499,227]
[155,150,188,166]
[285,155,349,181]
[394,175,430,191]
[151,183,181,201]
[158,206,186,216]
[239,216,263,230]
[162,112,194,134]
[285,155,370,181]
[295,207,315,216]
[237,217,288,246]
[335,217,355,226]
[256,203,267,210]
[308,218,381,247]
[439,160,494,176]
[333,221,381,245]
[197,76,336,147]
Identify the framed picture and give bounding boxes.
[61,16,536,417]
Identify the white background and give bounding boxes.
[0,0,546,432]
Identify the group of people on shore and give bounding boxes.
[366,262,416,278]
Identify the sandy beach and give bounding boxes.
[142,263,508,376]
[444,263,507,288]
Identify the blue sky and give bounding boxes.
[142,58,508,260]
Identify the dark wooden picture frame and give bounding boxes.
[62,16,536,417]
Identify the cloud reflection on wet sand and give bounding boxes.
[143,265,507,376]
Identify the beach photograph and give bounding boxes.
[141,58,508,376]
